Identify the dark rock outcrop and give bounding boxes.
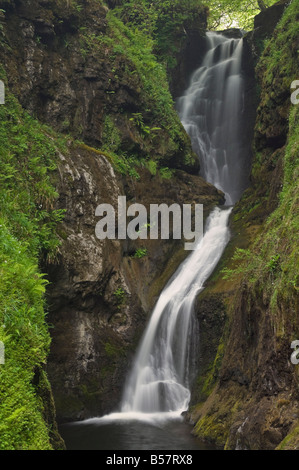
[0,0,200,173]
[43,142,223,422]
[253,0,289,39]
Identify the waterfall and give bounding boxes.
[120,206,232,418]
[177,32,246,205]
[100,32,246,422]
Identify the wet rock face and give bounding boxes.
[0,0,223,421]
[1,0,200,173]
[43,142,223,422]
[253,0,288,39]
[169,32,207,100]
[2,0,111,147]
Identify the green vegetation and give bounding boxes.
[112,0,208,68]
[104,341,125,358]
[196,341,225,400]
[132,247,148,259]
[109,0,278,40]
[222,1,299,313]
[0,86,67,449]
[205,0,277,30]
[78,1,198,176]
[101,115,141,179]
[159,166,174,180]
[0,0,297,451]
[104,10,191,140]
[113,287,126,306]
[192,2,299,448]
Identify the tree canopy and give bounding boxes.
[205,0,278,30]
[109,0,279,32]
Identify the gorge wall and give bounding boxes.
[0,0,223,431]
[0,0,298,450]
[189,0,299,450]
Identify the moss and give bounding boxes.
[196,342,225,401]
[104,341,125,358]
[78,6,198,173]
[79,382,104,408]
[231,105,299,328]
[218,1,299,322]
[193,412,228,448]
[101,115,122,154]
[53,393,85,420]
[33,369,66,450]
[0,87,71,449]
[255,0,299,148]
[276,422,299,450]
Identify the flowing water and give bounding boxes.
[120,207,232,417]
[177,32,247,205]
[60,32,247,451]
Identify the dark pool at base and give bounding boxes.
[59,419,215,451]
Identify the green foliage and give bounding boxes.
[223,2,299,311]
[77,4,197,175]
[102,7,196,168]
[221,248,253,280]
[71,0,84,12]
[0,225,52,449]
[114,0,207,68]
[112,0,280,41]
[105,11,179,127]
[102,115,122,153]
[205,0,277,31]
[152,0,207,67]
[113,287,126,305]
[146,159,157,176]
[0,92,66,260]
[159,166,174,179]
[256,0,299,113]
[267,254,280,273]
[224,105,298,300]
[0,86,68,449]
[129,113,150,135]
[133,247,148,259]
[223,109,298,323]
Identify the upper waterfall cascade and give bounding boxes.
[177,32,246,206]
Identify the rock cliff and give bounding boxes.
[0,0,223,425]
[45,141,222,421]
[190,0,299,450]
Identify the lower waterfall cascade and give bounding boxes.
[71,31,248,426]
[119,206,232,419]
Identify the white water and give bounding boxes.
[177,32,246,205]
[98,32,245,424]
[119,206,232,420]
